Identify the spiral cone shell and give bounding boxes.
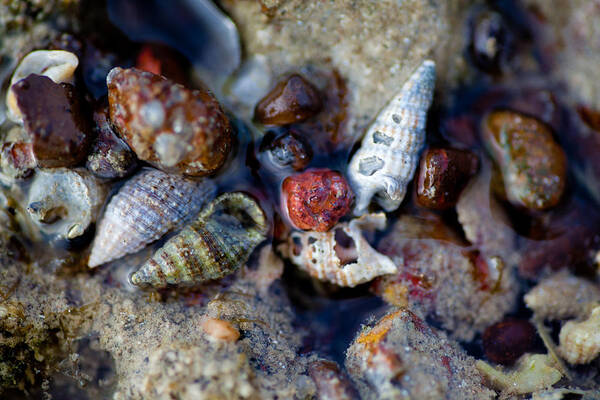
[347,60,435,215]
[88,168,216,267]
[131,192,269,288]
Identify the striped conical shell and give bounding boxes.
[131,192,268,288]
[88,168,216,267]
[348,60,435,215]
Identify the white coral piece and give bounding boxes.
[281,213,397,287]
[347,60,435,215]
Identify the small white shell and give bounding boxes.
[558,305,600,365]
[26,168,107,240]
[347,60,435,215]
[524,271,600,321]
[6,50,79,123]
[88,168,216,268]
[281,213,397,287]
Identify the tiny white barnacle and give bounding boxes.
[558,305,600,365]
[280,213,398,287]
[347,60,436,215]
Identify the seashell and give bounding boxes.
[88,168,216,268]
[558,305,600,364]
[281,213,397,287]
[6,50,79,123]
[347,60,435,215]
[524,270,600,321]
[107,67,232,176]
[131,192,269,288]
[26,168,107,240]
[201,317,240,342]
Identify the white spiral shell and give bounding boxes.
[280,213,397,287]
[88,168,215,268]
[347,60,435,215]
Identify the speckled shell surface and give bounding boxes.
[88,168,216,268]
[281,213,398,287]
[558,305,600,365]
[131,192,268,288]
[347,60,435,215]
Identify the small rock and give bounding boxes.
[1,141,37,180]
[470,11,511,73]
[201,317,240,342]
[135,43,189,84]
[482,319,537,365]
[481,110,567,210]
[86,105,138,179]
[416,148,479,209]
[13,74,90,168]
[261,129,313,171]
[255,74,322,125]
[107,67,232,176]
[308,360,360,400]
[282,168,353,232]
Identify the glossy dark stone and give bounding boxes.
[416,148,479,210]
[261,129,313,171]
[482,319,536,365]
[13,74,91,168]
[255,74,322,125]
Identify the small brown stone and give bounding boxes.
[255,74,322,125]
[482,110,567,210]
[86,105,138,179]
[308,360,360,400]
[482,319,536,365]
[107,67,232,176]
[261,129,313,171]
[1,142,37,179]
[416,148,479,210]
[13,74,90,168]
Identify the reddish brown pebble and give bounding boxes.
[1,142,37,179]
[261,129,313,171]
[13,74,90,168]
[308,360,360,400]
[255,74,322,125]
[482,110,567,210]
[201,317,240,342]
[482,319,536,365]
[107,67,232,176]
[416,148,479,209]
[136,43,188,84]
[86,105,138,179]
[282,168,353,232]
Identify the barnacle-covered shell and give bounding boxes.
[26,168,107,240]
[88,168,216,268]
[558,305,600,365]
[107,67,232,176]
[131,192,268,288]
[281,213,397,287]
[6,50,79,123]
[347,60,435,215]
[524,271,600,321]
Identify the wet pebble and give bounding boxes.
[308,360,360,400]
[13,74,90,168]
[260,129,313,171]
[481,110,567,210]
[482,319,536,365]
[470,11,511,73]
[107,67,232,176]
[135,43,188,84]
[416,148,479,209]
[255,74,322,125]
[282,168,353,232]
[86,105,137,179]
[1,142,37,180]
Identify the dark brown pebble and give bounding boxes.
[416,148,479,210]
[13,74,90,168]
[261,129,312,171]
[86,105,138,179]
[482,318,536,365]
[308,360,360,400]
[255,74,322,125]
